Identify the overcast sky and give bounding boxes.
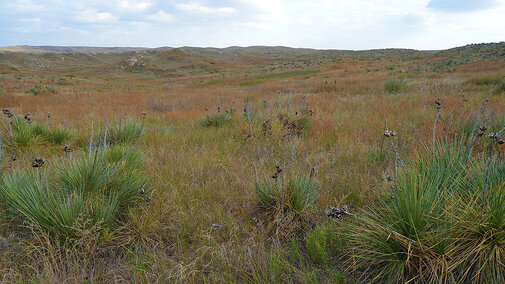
[1,0,504,50]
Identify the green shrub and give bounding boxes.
[305,225,338,264]
[383,78,406,93]
[25,84,43,95]
[493,79,505,95]
[201,113,232,128]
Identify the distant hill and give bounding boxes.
[2,43,504,60]
[0,45,428,58]
[0,45,151,54]
[436,42,505,61]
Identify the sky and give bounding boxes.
[0,0,504,50]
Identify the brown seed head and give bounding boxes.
[32,157,46,168]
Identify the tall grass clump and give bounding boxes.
[255,172,319,215]
[2,115,42,149]
[0,147,146,240]
[343,137,505,283]
[1,115,74,149]
[200,113,232,128]
[383,78,406,93]
[106,118,144,145]
[48,125,73,145]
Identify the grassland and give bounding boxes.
[0,43,504,283]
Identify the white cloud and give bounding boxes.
[2,0,505,49]
[75,9,116,22]
[118,1,152,11]
[175,1,235,14]
[147,10,175,23]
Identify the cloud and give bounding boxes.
[1,0,505,49]
[147,10,175,23]
[75,9,116,22]
[427,0,498,12]
[175,1,235,14]
[119,1,153,11]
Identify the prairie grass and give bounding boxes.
[383,78,407,93]
[0,46,505,282]
[344,138,505,283]
[200,112,232,127]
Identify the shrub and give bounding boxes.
[305,225,338,265]
[25,84,43,95]
[383,78,406,93]
[493,79,505,95]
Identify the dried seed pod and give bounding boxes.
[2,108,13,118]
[275,165,282,174]
[489,133,500,140]
[32,157,46,168]
[479,125,488,132]
[384,130,396,137]
[139,186,145,195]
[478,131,484,137]
[62,145,72,153]
[325,206,351,219]
[435,98,441,106]
[499,139,505,145]
[386,175,393,182]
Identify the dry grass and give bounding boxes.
[0,47,504,282]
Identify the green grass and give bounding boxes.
[200,113,232,128]
[383,78,407,93]
[231,70,320,86]
[106,118,144,145]
[255,173,319,214]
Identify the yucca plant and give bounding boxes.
[2,116,42,149]
[255,172,319,214]
[48,125,73,145]
[383,78,406,93]
[107,118,144,145]
[0,147,146,240]
[0,171,85,237]
[345,140,468,282]
[346,168,453,282]
[201,113,232,128]
[450,183,505,283]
